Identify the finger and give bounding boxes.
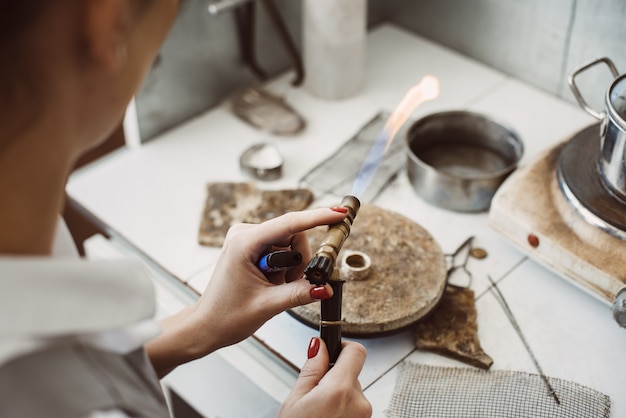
[250,208,347,254]
[266,271,287,285]
[269,239,293,248]
[264,278,333,314]
[266,209,343,283]
[290,230,313,261]
[223,222,255,237]
[322,341,367,384]
[289,337,330,398]
[284,231,314,283]
[284,267,303,284]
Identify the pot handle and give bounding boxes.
[568,57,620,120]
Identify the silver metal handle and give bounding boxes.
[613,286,626,328]
[207,0,254,15]
[568,57,620,120]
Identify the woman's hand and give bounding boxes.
[193,206,348,351]
[279,339,372,418]
[146,207,348,376]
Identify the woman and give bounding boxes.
[0,1,372,417]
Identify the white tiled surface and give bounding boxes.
[367,262,626,417]
[67,24,625,417]
[68,24,506,281]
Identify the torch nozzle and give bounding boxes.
[305,195,360,285]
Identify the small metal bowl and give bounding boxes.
[405,111,523,212]
[240,142,284,181]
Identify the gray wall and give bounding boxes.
[136,0,386,141]
[386,0,626,112]
[136,0,625,141]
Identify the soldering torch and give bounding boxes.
[304,195,360,366]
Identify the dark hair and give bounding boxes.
[0,3,53,141]
[0,3,49,39]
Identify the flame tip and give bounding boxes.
[351,75,441,198]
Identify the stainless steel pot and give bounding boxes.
[405,111,523,212]
[569,57,626,203]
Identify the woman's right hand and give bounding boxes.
[278,339,372,418]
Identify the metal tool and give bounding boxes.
[208,0,304,86]
[445,236,475,288]
[304,195,360,366]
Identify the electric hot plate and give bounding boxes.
[557,124,626,239]
[489,123,626,306]
[289,204,447,337]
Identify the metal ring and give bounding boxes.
[319,320,343,326]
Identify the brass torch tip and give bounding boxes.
[341,195,361,211]
[304,195,361,286]
[340,195,360,220]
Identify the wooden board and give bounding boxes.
[290,204,447,336]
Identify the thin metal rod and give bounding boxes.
[234,2,268,81]
[208,0,253,16]
[487,275,561,405]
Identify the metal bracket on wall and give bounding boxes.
[208,0,304,86]
[208,0,253,15]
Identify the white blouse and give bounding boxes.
[0,218,164,417]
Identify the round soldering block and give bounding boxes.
[290,204,447,337]
[240,143,284,181]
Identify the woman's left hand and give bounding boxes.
[146,207,348,376]
[195,207,347,350]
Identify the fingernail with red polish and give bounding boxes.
[308,337,320,359]
[331,206,348,213]
[310,286,330,300]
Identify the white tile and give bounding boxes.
[492,259,625,416]
[255,311,416,389]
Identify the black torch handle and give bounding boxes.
[320,279,344,366]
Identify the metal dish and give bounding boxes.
[405,111,523,212]
[239,142,284,181]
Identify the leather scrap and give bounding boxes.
[198,182,314,247]
[414,285,494,369]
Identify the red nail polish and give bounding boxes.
[308,337,320,359]
[310,286,330,300]
[331,206,348,213]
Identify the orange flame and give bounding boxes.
[382,75,439,152]
[350,75,440,199]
